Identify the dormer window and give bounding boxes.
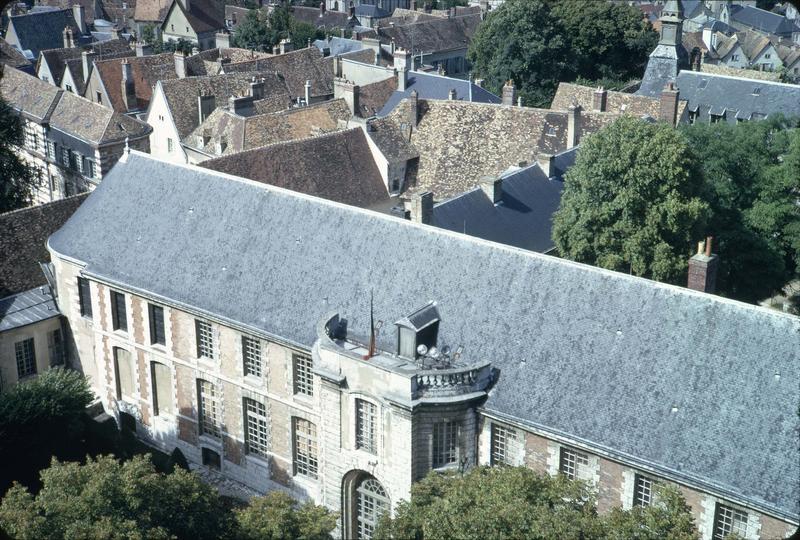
[395,302,440,359]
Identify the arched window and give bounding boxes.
[355,477,389,539]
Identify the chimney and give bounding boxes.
[215,31,230,49]
[687,236,719,294]
[63,27,75,48]
[395,48,411,91]
[410,0,417,11]
[174,51,187,78]
[448,88,457,100]
[279,38,293,54]
[592,86,607,112]
[409,191,433,224]
[701,26,715,52]
[250,77,265,100]
[121,59,136,111]
[228,95,255,117]
[111,25,120,40]
[81,50,92,82]
[304,80,311,105]
[334,77,359,116]
[474,78,484,88]
[135,41,152,57]
[480,176,503,204]
[197,93,216,124]
[659,82,679,127]
[362,37,381,63]
[72,4,86,35]
[538,153,554,178]
[333,55,343,77]
[517,96,523,107]
[567,104,582,148]
[320,1,325,15]
[501,80,516,106]
[407,89,419,127]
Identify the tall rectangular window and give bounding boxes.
[355,399,377,454]
[293,418,318,478]
[559,447,589,481]
[148,304,165,345]
[78,277,92,318]
[633,474,654,508]
[242,336,262,377]
[113,347,134,399]
[48,328,64,366]
[292,352,313,396]
[15,338,36,378]
[167,138,173,152]
[151,362,173,416]
[490,424,518,466]
[433,421,458,468]
[197,379,220,438]
[110,291,127,332]
[713,503,749,539]
[195,320,216,359]
[244,398,269,457]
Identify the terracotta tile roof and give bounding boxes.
[200,128,390,209]
[222,47,333,100]
[357,76,398,118]
[94,52,177,112]
[0,194,88,298]
[134,0,172,22]
[184,98,351,155]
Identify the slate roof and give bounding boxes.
[0,39,33,70]
[158,71,292,139]
[313,36,364,57]
[36,0,99,24]
[0,288,60,333]
[134,0,171,22]
[377,70,501,116]
[376,13,481,54]
[0,194,87,298]
[637,43,688,97]
[380,98,617,199]
[200,128,389,209]
[676,70,800,123]
[183,98,351,155]
[730,4,800,36]
[8,9,81,57]
[432,149,576,253]
[550,83,688,120]
[94,52,176,112]
[48,151,800,521]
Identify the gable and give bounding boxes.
[162,2,197,37]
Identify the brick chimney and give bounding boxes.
[687,236,719,293]
[592,87,607,112]
[480,176,502,204]
[538,153,555,178]
[409,191,433,224]
[121,59,136,111]
[659,82,680,127]
[63,27,75,48]
[567,104,582,148]
[174,51,187,78]
[72,4,86,35]
[502,80,516,106]
[334,77,359,116]
[395,47,411,91]
[197,93,216,124]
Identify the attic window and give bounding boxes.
[698,79,708,90]
[545,126,556,137]
[752,87,761,96]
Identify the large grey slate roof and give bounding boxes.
[48,152,800,521]
[637,44,686,97]
[377,71,501,116]
[8,9,80,57]
[676,70,800,123]
[730,4,800,36]
[0,287,60,333]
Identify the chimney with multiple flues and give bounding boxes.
[334,77,359,116]
[502,80,516,106]
[687,236,719,294]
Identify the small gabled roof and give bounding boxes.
[395,302,440,331]
[39,38,132,87]
[8,9,80,57]
[163,0,224,34]
[290,5,358,29]
[0,288,60,333]
[94,52,176,112]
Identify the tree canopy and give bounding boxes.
[467,0,657,107]
[232,7,324,52]
[235,491,338,540]
[0,66,37,212]
[375,466,699,540]
[552,116,708,283]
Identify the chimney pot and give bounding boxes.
[410,191,434,224]
[688,240,719,294]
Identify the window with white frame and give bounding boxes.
[713,503,748,539]
[24,124,38,151]
[292,352,313,396]
[559,447,589,481]
[432,421,458,468]
[293,417,318,478]
[244,398,269,457]
[355,399,377,454]
[633,474,654,507]
[197,379,220,438]
[490,423,518,466]
[242,336,262,377]
[15,338,36,378]
[195,319,216,359]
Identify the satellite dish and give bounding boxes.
[417,344,428,356]
[441,345,451,356]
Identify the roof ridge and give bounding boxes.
[680,69,800,87]
[123,150,800,324]
[0,192,88,219]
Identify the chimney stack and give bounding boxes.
[197,93,216,124]
[121,59,136,111]
[250,77,265,100]
[517,96,523,107]
[111,24,120,40]
[279,38,293,54]
[480,176,503,204]
[304,80,312,105]
[215,31,230,49]
[407,89,419,127]
[135,41,152,57]
[409,191,433,224]
[72,4,86,35]
[334,77,359,116]
[81,50,93,83]
[538,153,555,178]
[395,47,411,91]
[320,1,325,15]
[592,86,607,112]
[502,80,516,106]
[659,82,680,127]
[333,55,343,78]
[410,0,417,11]
[228,95,255,117]
[448,88,457,100]
[567,104,582,148]
[63,27,75,48]
[687,236,719,294]
[174,51,187,78]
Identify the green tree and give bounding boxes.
[235,491,338,540]
[467,0,656,107]
[232,7,324,52]
[0,66,37,212]
[0,455,232,540]
[553,116,708,283]
[375,466,699,540]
